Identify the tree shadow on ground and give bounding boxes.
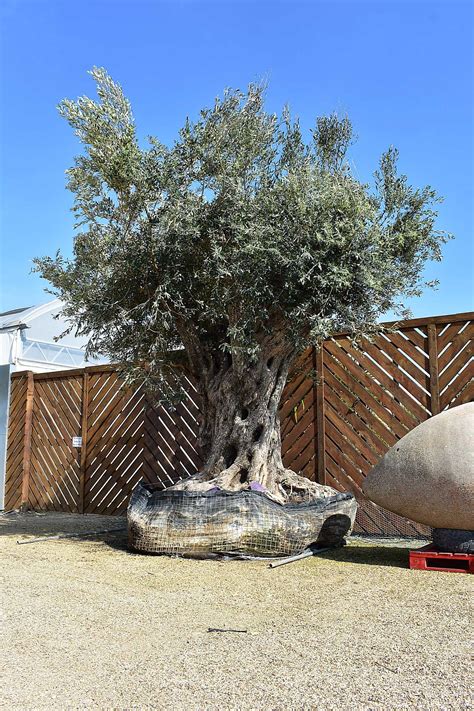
[0,511,127,542]
[318,543,420,569]
[103,533,133,553]
[104,538,421,566]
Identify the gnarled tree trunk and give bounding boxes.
[171,344,335,504]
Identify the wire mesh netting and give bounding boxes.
[354,499,432,539]
[128,482,358,558]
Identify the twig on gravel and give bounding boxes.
[375,661,398,674]
[16,527,127,545]
[208,628,247,633]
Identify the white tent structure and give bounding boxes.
[0,299,99,372]
[0,299,107,508]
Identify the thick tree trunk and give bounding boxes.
[171,349,335,504]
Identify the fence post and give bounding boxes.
[0,364,12,511]
[20,371,34,511]
[427,324,440,416]
[314,346,327,485]
[78,371,89,514]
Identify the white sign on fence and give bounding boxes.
[72,437,82,448]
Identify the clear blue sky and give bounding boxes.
[1,0,473,318]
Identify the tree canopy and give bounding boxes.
[35,68,449,397]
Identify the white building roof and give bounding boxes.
[0,306,33,328]
[0,299,107,373]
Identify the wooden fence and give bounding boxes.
[4,312,473,536]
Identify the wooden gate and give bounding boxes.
[4,312,473,536]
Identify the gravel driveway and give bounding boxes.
[0,512,472,710]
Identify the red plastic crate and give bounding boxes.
[409,544,474,574]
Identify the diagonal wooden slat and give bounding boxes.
[438,322,472,372]
[324,372,392,455]
[28,378,82,513]
[337,338,430,423]
[4,375,28,510]
[437,321,469,353]
[323,342,411,439]
[440,365,473,410]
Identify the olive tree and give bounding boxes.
[35,68,448,503]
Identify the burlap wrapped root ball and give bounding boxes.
[128,483,357,558]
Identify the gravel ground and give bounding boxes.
[0,512,472,711]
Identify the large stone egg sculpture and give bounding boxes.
[362,403,474,530]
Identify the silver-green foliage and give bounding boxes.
[35,68,449,395]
